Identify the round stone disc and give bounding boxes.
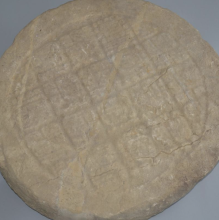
[0,0,219,219]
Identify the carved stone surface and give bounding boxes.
[0,0,219,219]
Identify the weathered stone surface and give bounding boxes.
[0,0,219,219]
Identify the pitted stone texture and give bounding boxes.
[0,0,219,219]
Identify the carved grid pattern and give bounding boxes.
[10,14,208,190]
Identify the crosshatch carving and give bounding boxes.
[0,1,219,220]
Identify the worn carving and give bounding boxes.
[0,0,219,219]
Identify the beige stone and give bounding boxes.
[0,0,219,219]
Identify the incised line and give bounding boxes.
[91,4,148,133]
[17,18,39,133]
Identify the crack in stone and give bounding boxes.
[29,176,60,189]
[92,168,115,178]
[138,129,210,164]
[143,67,170,96]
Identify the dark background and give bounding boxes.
[0,0,219,219]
